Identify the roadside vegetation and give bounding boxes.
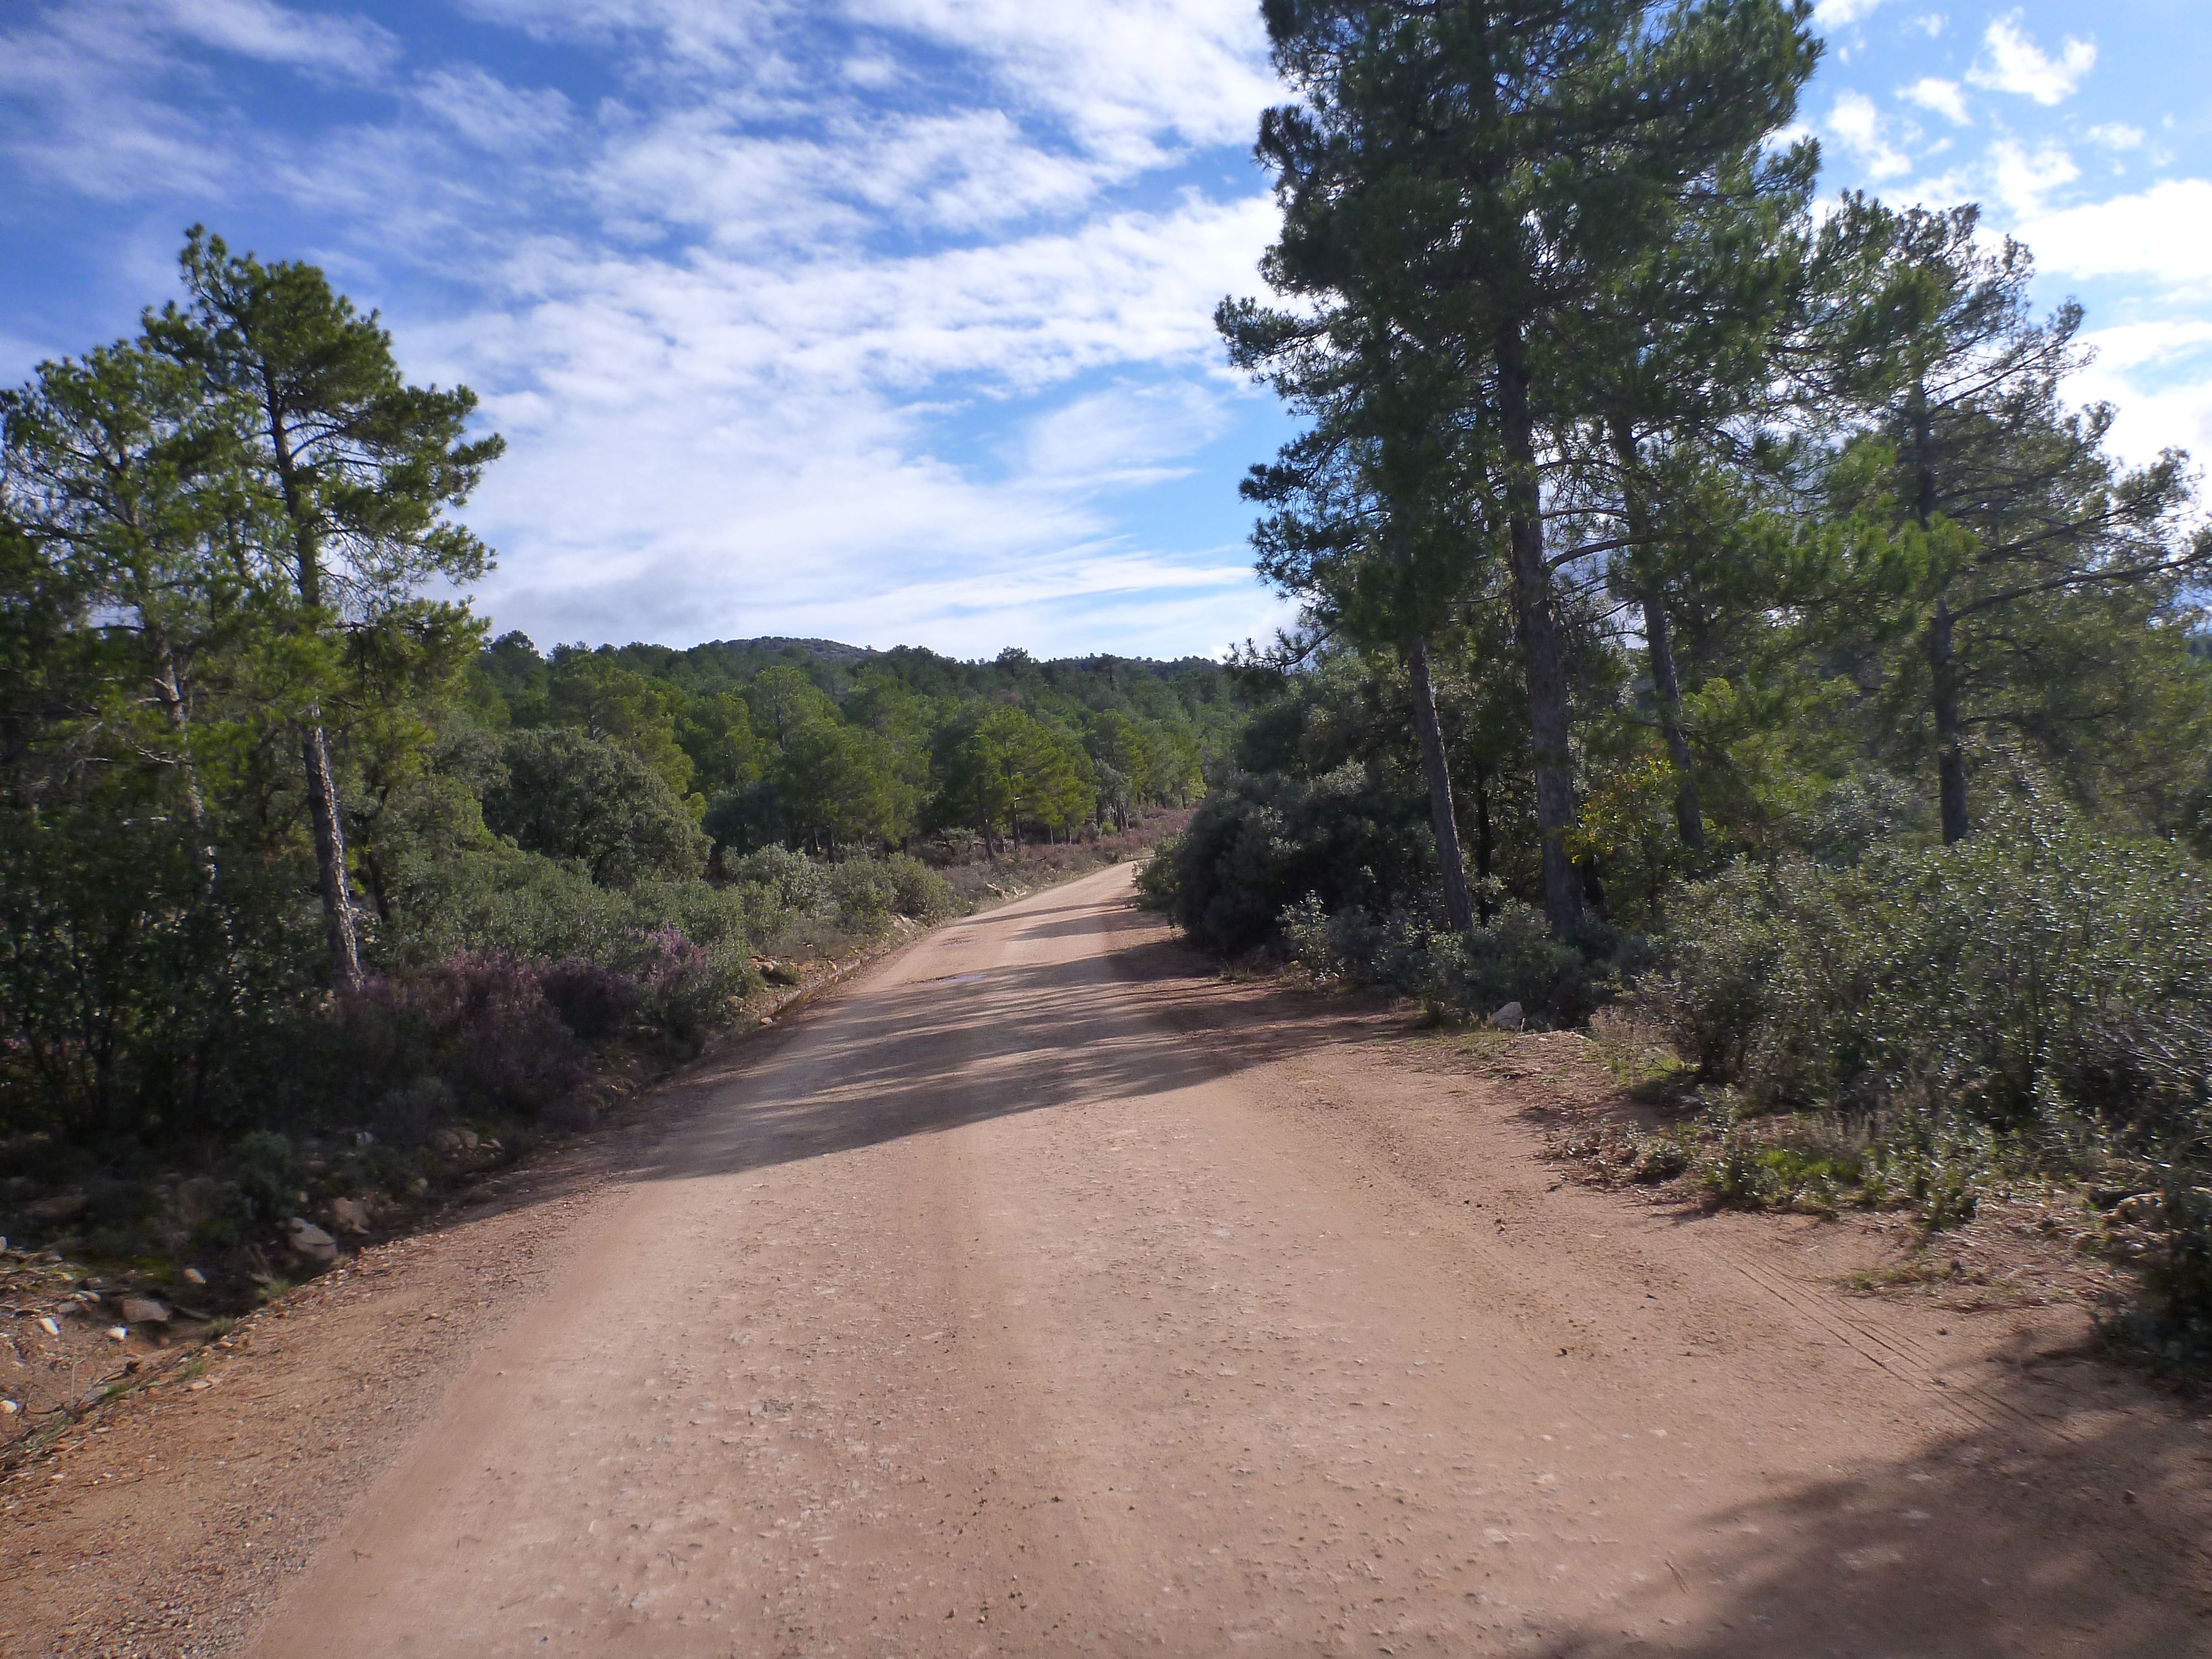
[1139,1,2212,1362]
[0,231,1233,1310]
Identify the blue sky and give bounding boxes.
[2,2,2205,659]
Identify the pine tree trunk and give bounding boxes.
[302,718,364,991]
[152,643,221,890]
[1609,417,1705,857]
[1641,592,1707,856]
[1496,321,1584,937]
[267,397,363,990]
[1407,636,1475,934]
[1929,599,1970,844]
[1911,382,1969,844]
[1472,761,1494,925]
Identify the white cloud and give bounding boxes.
[0,7,222,199]
[1813,0,1888,25]
[2086,123,2146,153]
[2068,321,2212,468]
[454,0,774,65]
[3,0,1291,655]
[0,0,402,200]
[1987,139,2079,219]
[1967,12,2095,106]
[588,108,1125,250]
[2013,178,2212,296]
[419,190,1281,648]
[1827,90,1911,178]
[1022,381,1229,488]
[1900,77,1969,125]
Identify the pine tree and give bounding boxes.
[147,229,502,989]
[1826,201,2206,842]
[1248,0,1819,933]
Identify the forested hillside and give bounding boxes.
[466,631,1229,866]
[0,230,1238,1276]
[1142,1,2212,1359]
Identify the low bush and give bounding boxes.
[325,954,585,1124]
[1276,889,1632,1025]
[2139,1184,2212,1363]
[1657,805,2212,1145]
[1151,764,1437,955]
[1655,802,2212,1340]
[629,928,754,1050]
[726,844,828,912]
[538,958,640,1040]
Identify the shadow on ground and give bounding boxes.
[627,898,1396,1181]
[1536,1345,2210,1657]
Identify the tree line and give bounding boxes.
[465,633,1220,878]
[1206,0,2209,943]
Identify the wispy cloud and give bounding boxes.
[1987,138,2080,218]
[154,0,399,79]
[415,67,572,155]
[0,0,1291,653]
[1813,0,1889,27]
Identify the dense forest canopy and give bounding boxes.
[465,630,1233,865]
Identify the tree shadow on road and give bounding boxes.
[614,899,1404,1184]
[1531,1343,2210,1659]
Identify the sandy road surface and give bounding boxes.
[210,867,2209,1657]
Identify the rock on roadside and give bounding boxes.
[286,1218,338,1266]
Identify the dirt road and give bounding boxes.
[40,867,2212,1656]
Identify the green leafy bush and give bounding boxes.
[883,853,956,921]
[2127,1183,2212,1363]
[483,728,709,886]
[1658,807,2212,1144]
[1661,804,2212,1334]
[726,844,828,912]
[1420,905,1614,1024]
[1153,763,1436,954]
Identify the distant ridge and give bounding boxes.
[702,637,879,665]
[681,637,1218,669]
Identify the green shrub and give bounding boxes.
[1155,763,1436,954]
[1658,805,2212,1146]
[2138,1184,2212,1362]
[631,930,754,1050]
[1420,904,1607,1023]
[727,844,827,911]
[229,1131,300,1224]
[482,728,708,886]
[825,859,899,927]
[883,853,956,921]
